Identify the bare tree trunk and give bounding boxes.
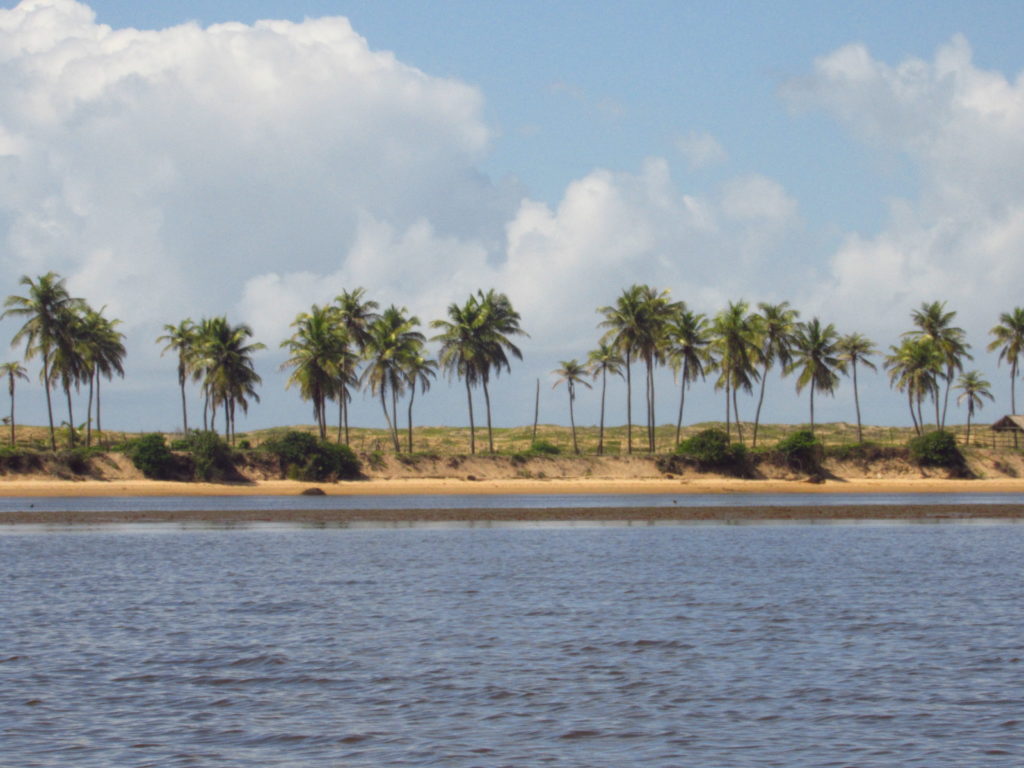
[64,382,74,448]
[379,388,398,453]
[675,361,688,447]
[851,362,863,443]
[95,375,103,446]
[752,362,769,448]
[482,376,494,453]
[407,386,416,453]
[907,389,920,435]
[733,386,743,444]
[809,380,816,434]
[568,386,578,454]
[179,373,189,435]
[43,354,55,451]
[465,377,475,455]
[625,351,633,454]
[85,373,94,447]
[724,380,731,441]
[598,369,607,455]
[9,378,15,447]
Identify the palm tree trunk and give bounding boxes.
[752,361,769,447]
[95,374,103,445]
[625,351,633,455]
[809,380,815,434]
[675,362,687,447]
[64,381,74,448]
[966,405,973,445]
[647,358,656,453]
[482,376,494,453]
[464,377,475,455]
[569,386,578,454]
[733,386,743,444]
[407,386,416,453]
[907,389,920,435]
[1012,362,1019,447]
[598,369,607,456]
[852,362,863,443]
[532,378,539,444]
[337,394,343,443]
[390,387,401,453]
[179,372,189,435]
[724,379,731,441]
[379,388,397,452]
[933,389,940,433]
[9,378,15,448]
[85,373,94,447]
[940,370,952,429]
[43,354,55,451]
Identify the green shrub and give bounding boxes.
[908,430,966,470]
[261,430,362,481]
[775,429,824,474]
[237,438,251,450]
[528,439,561,456]
[126,433,177,479]
[826,441,904,462]
[187,430,235,481]
[675,428,750,475]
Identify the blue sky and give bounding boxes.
[1,0,1023,434]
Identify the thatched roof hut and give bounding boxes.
[990,415,1024,447]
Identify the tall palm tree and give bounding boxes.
[280,305,348,440]
[836,332,878,443]
[667,307,710,446]
[787,318,841,434]
[0,362,28,447]
[906,301,971,428]
[587,342,624,455]
[196,317,265,443]
[334,288,380,444]
[751,301,799,447]
[552,359,592,455]
[49,305,88,447]
[403,348,438,453]
[988,308,1024,415]
[363,306,424,452]
[474,289,528,454]
[3,272,84,450]
[710,301,759,443]
[955,371,994,445]
[885,337,942,435]
[158,319,197,435]
[433,296,487,454]
[80,307,126,446]
[598,285,645,455]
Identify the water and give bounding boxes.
[2,490,1024,514]
[2,524,1023,766]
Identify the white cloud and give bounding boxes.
[675,130,727,170]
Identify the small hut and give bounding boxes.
[989,415,1024,448]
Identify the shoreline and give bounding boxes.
[1,476,1024,498]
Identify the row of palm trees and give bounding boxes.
[551,288,1024,454]
[1,273,126,449]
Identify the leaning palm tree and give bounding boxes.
[787,318,841,434]
[751,301,799,447]
[334,288,380,443]
[280,305,348,440]
[667,307,710,446]
[905,301,971,428]
[709,301,760,443]
[587,342,624,455]
[955,371,994,445]
[403,347,438,453]
[836,332,878,443]
[988,307,1024,415]
[158,319,198,435]
[433,296,487,454]
[363,306,424,452]
[2,272,85,450]
[885,337,942,435]
[0,362,28,447]
[552,359,592,455]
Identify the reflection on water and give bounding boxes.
[2,524,1023,767]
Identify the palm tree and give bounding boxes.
[988,308,1024,415]
[667,308,710,446]
[3,273,84,450]
[403,348,438,453]
[0,362,28,447]
[552,359,592,455]
[885,337,942,435]
[474,290,528,453]
[334,288,380,444]
[197,317,265,443]
[363,306,424,452]
[836,332,878,443]
[710,301,759,443]
[48,305,88,448]
[906,301,971,428]
[787,318,841,434]
[587,342,624,455]
[751,302,799,447]
[158,319,197,435]
[80,307,126,446]
[280,305,348,440]
[955,371,994,445]
[598,285,645,454]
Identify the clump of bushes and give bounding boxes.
[186,430,236,481]
[125,433,178,479]
[908,430,967,473]
[261,430,361,482]
[775,429,824,474]
[674,428,750,475]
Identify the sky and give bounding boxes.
[1,0,1023,436]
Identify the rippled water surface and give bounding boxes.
[3,524,1023,766]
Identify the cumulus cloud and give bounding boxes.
[785,35,1024,345]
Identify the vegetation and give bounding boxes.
[260,429,361,481]
[552,359,591,454]
[126,433,178,479]
[185,430,236,482]
[773,429,824,474]
[908,430,966,472]
[674,428,749,475]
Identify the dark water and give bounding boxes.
[2,524,1023,766]
[2,491,1024,514]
